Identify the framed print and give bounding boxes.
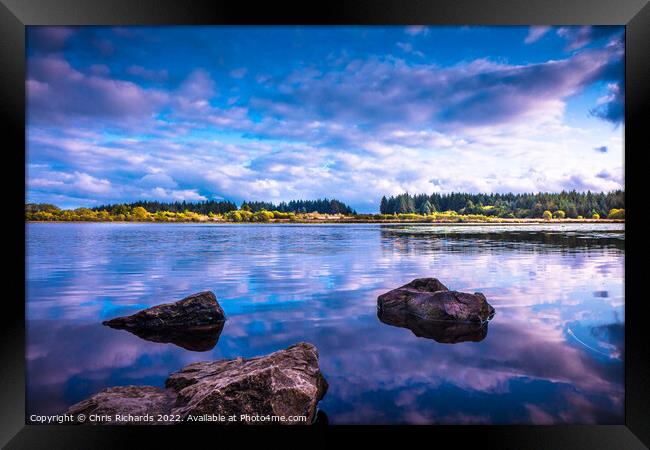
[1,0,648,448]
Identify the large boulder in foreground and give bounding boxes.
[167,342,328,423]
[378,278,495,330]
[103,291,226,350]
[65,343,327,425]
[66,386,175,424]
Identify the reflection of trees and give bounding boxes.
[380,227,624,253]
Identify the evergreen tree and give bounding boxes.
[378,190,624,218]
[380,196,388,214]
[420,200,434,215]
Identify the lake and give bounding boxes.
[26,222,625,424]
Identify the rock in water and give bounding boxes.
[166,342,328,424]
[114,321,225,352]
[65,343,328,425]
[103,291,226,331]
[377,310,489,343]
[378,278,495,324]
[66,386,176,424]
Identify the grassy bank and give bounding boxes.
[25,207,625,224]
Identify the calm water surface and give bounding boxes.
[26,223,625,424]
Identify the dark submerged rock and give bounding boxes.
[378,310,489,343]
[377,278,495,324]
[115,321,225,352]
[103,291,225,333]
[65,343,327,425]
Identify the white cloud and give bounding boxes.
[147,187,207,202]
[139,172,178,188]
[72,172,113,194]
[404,26,429,36]
[525,26,551,44]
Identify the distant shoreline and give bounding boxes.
[26,218,625,225]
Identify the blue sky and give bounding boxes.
[26,26,624,213]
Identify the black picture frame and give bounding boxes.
[2,0,648,448]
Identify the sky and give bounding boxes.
[26,25,624,213]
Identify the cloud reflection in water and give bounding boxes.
[27,223,624,424]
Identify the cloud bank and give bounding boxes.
[26,26,625,211]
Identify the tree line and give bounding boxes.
[92,200,238,215]
[25,197,356,221]
[88,198,355,215]
[240,199,355,215]
[379,190,625,219]
[25,190,625,221]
